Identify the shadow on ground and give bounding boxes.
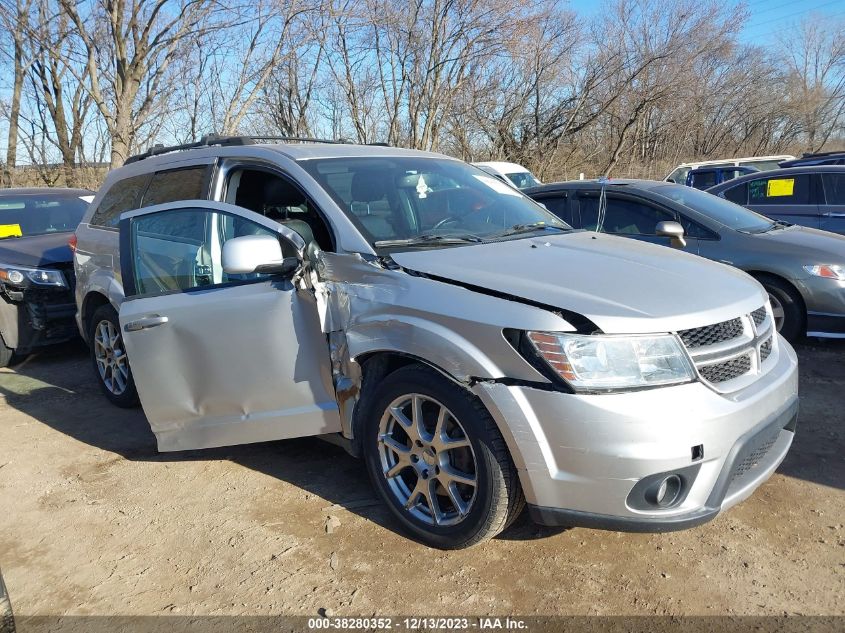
[0,340,565,543]
[1,337,842,546]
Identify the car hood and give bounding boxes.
[390,232,767,334]
[0,231,74,268]
[743,225,845,262]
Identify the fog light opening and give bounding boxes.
[656,475,682,507]
[645,474,684,508]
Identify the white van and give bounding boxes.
[665,155,795,185]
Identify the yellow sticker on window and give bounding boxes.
[0,224,22,238]
[767,178,794,197]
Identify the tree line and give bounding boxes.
[1,0,843,188]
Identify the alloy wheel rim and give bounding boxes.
[767,293,785,332]
[377,394,478,527]
[93,319,129,395]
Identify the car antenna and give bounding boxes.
[596,176,608,233]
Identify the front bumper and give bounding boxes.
[796,276,845,337]
[0,287,78,353]
[472,335,799,531]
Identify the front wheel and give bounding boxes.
[363,364,523,549]
[88,304,139,408]
[757,276,804,342]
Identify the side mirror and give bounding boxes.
[222,234,299,276]
[655,221,687,249]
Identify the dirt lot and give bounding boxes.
[0,338,843,619]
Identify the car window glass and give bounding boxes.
[821,173,845,204]
[141,167,208,208]
[505,172,540,189]
[131,207,282,297]
[0,194,89,238]
[690,171,717,189]
[301,157,565,247]
[579,196,674,235]
[678,216,716,239]
[534,195,573,225]
[91,174,151,227]
[748,175,811,205]
[723,183,747,204]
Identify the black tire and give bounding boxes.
[757,275,804,342]
[88,304,139,408]
[0,568,15,633]
[363,364,523,549]
[0,335,12,369]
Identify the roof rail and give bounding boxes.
[124,134,359,164]
[798,149,845,158]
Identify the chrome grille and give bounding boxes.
[679,305,774,391]
[751,306,767,327]
[760,337,773,362]
[699,355,752,383]
[679,318,744,349]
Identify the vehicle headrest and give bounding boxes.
[264,178,306,208]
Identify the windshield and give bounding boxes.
[646,183,775,233]
[506,171,541,189]
[301,157,568,248]
[0,193,90,239]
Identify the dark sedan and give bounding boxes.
[706,165,845,235]
[526,180,845,341]
[0,187,93,366]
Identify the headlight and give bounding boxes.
[0,263,67,288]
[527,332,695,391]
[804,265,845,281]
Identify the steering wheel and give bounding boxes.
[432,216,461,230]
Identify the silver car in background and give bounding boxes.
[74,138,798,548]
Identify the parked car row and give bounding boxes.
[7,141,838,551]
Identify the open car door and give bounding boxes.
[117,200,340,452]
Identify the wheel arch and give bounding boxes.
[744,270,807,310]
[80,291,112,344]
[745,269,807,335]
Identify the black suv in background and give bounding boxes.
[706,166,845,235]
[0,188,93,366]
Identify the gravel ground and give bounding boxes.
[0,338,842,619]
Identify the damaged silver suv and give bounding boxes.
[74,137,799,548]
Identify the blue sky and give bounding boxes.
[568,0,845,44]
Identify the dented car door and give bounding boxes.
[117,200,340,452]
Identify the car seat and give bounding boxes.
[349,171,395,240]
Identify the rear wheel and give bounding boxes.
[363,364,523,549]
[757,275,804,342]
[88,304,139,408]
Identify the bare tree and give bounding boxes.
[780,15,845,152]
[57,0,226,166]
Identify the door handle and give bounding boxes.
[124,315,169,332]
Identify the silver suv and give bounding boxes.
[74,136,799,549]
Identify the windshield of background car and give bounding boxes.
[301,157,568,247]
[646,184,775,233]
[0,193,90,239]
[506,171,541,189]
